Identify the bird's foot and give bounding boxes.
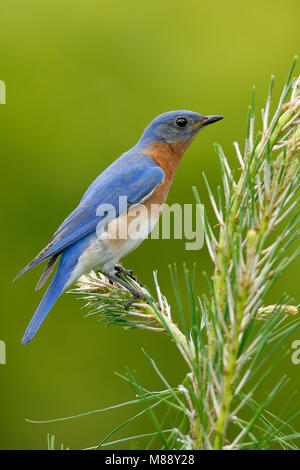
[114,264,133,278]
[124,292,144,311]
[105,272,145,310]
[114,264,143,287]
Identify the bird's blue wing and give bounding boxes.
[15,155,164,279]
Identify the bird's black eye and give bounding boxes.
[175,117,188,128]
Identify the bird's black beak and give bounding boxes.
[192,115,223,131]
[203,115,224,126]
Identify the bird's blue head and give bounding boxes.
[138,110,223,147]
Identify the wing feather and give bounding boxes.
[14,155,164,280]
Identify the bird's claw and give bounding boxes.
[124,292,146,310]
[114,264,143,287]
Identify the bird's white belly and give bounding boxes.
[99,203,160,268]
[65,204,161,289]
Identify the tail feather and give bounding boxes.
[35,254,59,291]
[21,233,93,344]
[14,239,57,282]
[22,254,74,345]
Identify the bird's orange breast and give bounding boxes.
[144,140,188,206]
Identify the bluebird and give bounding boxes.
[15,110,223,344]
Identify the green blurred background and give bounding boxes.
[1,0,299,449]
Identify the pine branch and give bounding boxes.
[63,60,300,450]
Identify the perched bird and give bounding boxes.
[15,110,223,344]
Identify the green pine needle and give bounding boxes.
[38,60,300,450]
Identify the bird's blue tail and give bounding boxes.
[22,234,93,345]
[22,251,75,345]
